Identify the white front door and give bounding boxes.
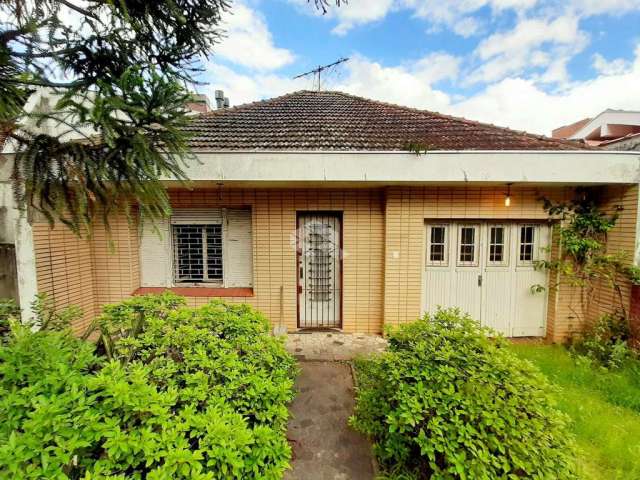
[297,213,342,328]
[423,221,549,336]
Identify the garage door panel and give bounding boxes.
[424,270,456,314]
[483,270,512,335]
[423,221,549,338]
[512,270,547,336]
[453,270,482,319]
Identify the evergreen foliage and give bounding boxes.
[1,0,340,234]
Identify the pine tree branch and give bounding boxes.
[3,77,87,89]
[57,0,100,21]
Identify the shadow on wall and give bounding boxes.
[0,244,19,304]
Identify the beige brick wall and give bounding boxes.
[586,185,638,323]
[32,212,139,334]
[33,221,97,333]
[31,185,637,340]
[168,188,385,333]
[29,188,389,334]
[382,186,577,339]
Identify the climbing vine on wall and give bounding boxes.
[534,189,640,325]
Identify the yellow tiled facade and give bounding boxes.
[31,185,638,340]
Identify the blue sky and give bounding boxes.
[201,0,640,135]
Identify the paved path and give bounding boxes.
[285,361,375,480]
[286,332,387,361]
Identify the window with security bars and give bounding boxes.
[172,224,223,283]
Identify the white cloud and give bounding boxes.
[452,17,482,37]
[207,45,640,136]
[306,0,640,39]
[466,15,588,84]
[330,0,394,35]
[215,2,295,70]
[449,45,640,134]
[203,63,307,106]
[203,1,640,139]
[332,55,452,110]
[593,53,631,75]
[569,0,640,16]
[413,52,462,83]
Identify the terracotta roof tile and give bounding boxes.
[184,90,592,151]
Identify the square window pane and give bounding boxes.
[430,244,444,261]
[461,227,475,244]
[520,244,533,261]
[490,245,503,262]
[460,245,475,262]
[431,227,445,244]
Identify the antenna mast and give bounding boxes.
[293,57,349,91]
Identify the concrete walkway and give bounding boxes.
[286,332,387,361]
[285,361,375,480]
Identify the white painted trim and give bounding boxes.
[174,151,640,185]
[14,211,38,323]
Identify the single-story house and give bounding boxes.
[4,90,640,341]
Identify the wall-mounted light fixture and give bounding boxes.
[505,183,513,207]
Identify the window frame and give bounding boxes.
[486,224,510,267]
[517,223,538,266]
[426,224,449,267]
[172,223,224,285]
[456,224,480,267]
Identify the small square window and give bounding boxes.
[488,226,508,265]
[458,226,477,265]
[427,225,448,266]
[519,225,536,263]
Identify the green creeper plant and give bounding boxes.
[534,191,640,323]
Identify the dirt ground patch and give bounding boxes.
[285,361,375,480]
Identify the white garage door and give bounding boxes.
[422,222,550,337]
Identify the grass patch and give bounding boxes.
[511,342,640,480]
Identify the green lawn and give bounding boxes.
[510,343,640,479]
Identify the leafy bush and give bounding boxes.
[351,308,578,479]
[0,298,20,341]
[0,296,297,479]
[569,313,635,369]
[1,294,83,342]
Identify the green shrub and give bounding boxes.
[351,308,578,479]
[0,325,103,478]
[0,296,297,479]
[569,313,635,369]
[1,294,83,342]
[0,298,20,341]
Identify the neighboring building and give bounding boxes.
[3,91,640,342]
[553,109,640,150]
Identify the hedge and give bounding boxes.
[350,308,578,479]
[0,294,296,479]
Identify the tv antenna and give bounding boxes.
[293,57,349,91]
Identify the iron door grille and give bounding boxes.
[298,213,342,328]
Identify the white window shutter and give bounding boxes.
[223,209,253,287]
[140,218,172,287]
[170,208,223,225]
